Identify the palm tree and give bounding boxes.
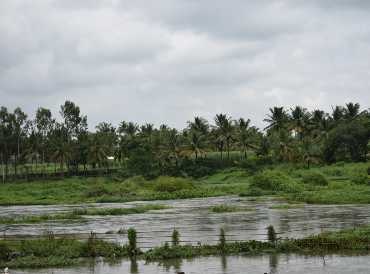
[264,107,289,133]
[214,114,234,160]
[185,130,206,159]
[344,102,360,120]
[289,106,311,140]
[52,141,72,176]
[165,129,183,166]
[188,117,209,135]
[236,118,251,159]
[88,134,108,169]
[331,106,345,122]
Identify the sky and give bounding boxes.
[1,0,370,129]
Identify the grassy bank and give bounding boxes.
[1,225,370,269]
[0,204,169,224]
[0,162,368,205]
[0,175,244,205]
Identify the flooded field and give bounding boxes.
[1,196,370,248]
[11,254,370,274]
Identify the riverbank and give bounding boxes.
[0,162,368,205]
[1,225,370,269]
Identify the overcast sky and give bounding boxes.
[1,0,370,129]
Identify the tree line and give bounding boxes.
[0,101,369,181]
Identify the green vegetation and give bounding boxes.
[0,204,168,224]
[171,229,180,247]
[0,101,369,182]
[0,162,369,205]
[209,204,253,213]
[3,225,370,268]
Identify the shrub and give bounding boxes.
[0,242,11,260]
[302,172,329,186]
[350,172,369,185]
[127,228,137,256]
[250,170,302,193]
[171,229,180,246]
[267,225,277,243]
[153,177,194,193]
[219,228,226,250]
[85,184,112,198]
[239,187,263,197]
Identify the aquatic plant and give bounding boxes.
[267,225,277,244]
[128,228,138,257]
[172,229,180,246]
[219,228,226,250]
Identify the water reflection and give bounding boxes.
[12,254,370,274]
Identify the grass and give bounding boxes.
[0,204,169,224]
[0,162,368,205]
[2,225,370,268]
[209,204,253,213]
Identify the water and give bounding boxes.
[1,196,370,248]
[11,254,370,274]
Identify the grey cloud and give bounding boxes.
[0,1,369,129]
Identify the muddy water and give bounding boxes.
[11,254,370,274]
[1,196,370,248]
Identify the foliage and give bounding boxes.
[209,204,251,213]
[267,225,277,243]
[127,228,138,256]
[301,171,329,186]
[171,229,180,246]
[153,176,194,192]
[250,170,303,193]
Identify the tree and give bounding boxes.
[88,133,108,169]
[236,118,251,159]
[264,107,289,133]
[289,106,311,140]
[35,107,53,165]
[214,114,234,160]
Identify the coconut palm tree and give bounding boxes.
[289,106,311,140]
[264,107,289,133]
[214,114,234,160]
[236,118,251,159]
[344,102,361,120]
[88,134,108,169]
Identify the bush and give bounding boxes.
[350,171,369,185]
[153,177,194,193]
[302,172,329,186]
[0,242,11,260]
[250,170,302,193]
[85,184,112,198]
[239,187,263,197]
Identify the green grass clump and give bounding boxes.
[350,170,369,185]
[84,204,169,216]
[152,176,194,193]
[0,204,168,225]
[0,212,83,225]
[209,204,252,213]
[301,172,328,186]
[250,170,303,193]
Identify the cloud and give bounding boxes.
[0,0,369,129]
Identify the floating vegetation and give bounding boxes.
[1,225,370,268]
[209,204,253,213]
[0,204,169,225]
